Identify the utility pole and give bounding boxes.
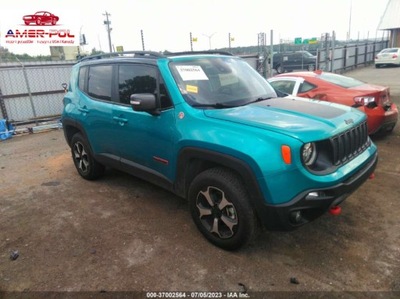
[103,11,113,53]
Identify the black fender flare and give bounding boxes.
[174,147,266,215]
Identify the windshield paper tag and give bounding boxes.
[176,65,209,81]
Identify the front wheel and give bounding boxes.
[188,167,258,250]
[70,133,105,180]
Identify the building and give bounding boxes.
[378,0,400,47]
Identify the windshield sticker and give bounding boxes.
[176,65,209,81]
[186,84,198,94]
[219,73,239,86]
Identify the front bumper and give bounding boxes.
[258,151,378,231]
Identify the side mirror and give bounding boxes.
[130,93,160,116]
[62,83,68,93]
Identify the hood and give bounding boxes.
[203,97,366,142]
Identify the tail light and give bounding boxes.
[393,54,398,59]
[354,96,375,106]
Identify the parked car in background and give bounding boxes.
[268,70,398,135]
[271,51,316,73]
[375,48,400,68]
[23,11,59,26]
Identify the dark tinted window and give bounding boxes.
[118,64,172,108]
[87,65,113,101]
[118,65,157,105]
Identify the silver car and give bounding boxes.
[374,48,400,68]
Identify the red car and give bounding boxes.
[268,70,398,135]
[23,11,59,26]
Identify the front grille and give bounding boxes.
[330,121,370,166]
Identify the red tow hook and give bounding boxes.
[329,206,342,216]
[369,173,375,179]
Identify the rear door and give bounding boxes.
[78,64,117,156]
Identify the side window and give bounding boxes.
[118,64,173,109]
[269,80,296,95]
[299,81,317,93]
[87,65,113,101]
[78,66,87,91]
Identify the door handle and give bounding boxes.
[113,116,128,126]
[78,106,89,113]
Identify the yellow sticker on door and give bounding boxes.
[186,85,198,93]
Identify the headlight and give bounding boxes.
[302,142,317,166]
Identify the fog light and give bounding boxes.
[290,211,302,224]
[306,191,325,200]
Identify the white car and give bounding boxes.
[374,48,400,68]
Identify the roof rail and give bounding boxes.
[79,51,166,62]
[165,50,233,56]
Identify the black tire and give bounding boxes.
[188,167,258,250]
[70,133,105,180]
[276,65,284,74]
[36,18,41,25]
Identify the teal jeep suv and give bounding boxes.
[62,51,377,250]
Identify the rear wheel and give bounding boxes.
[276,65,284,74]
[307,64,315,71]
[36,18,41,25]
[70,133,105,180]
[188,167,258,250]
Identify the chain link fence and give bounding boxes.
[0,57,74,134]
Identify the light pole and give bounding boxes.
[347,0,352,41]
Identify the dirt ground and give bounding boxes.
[0,65,399,298]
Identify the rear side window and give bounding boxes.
[78,66,87,90]
[269,80,296,94]
[87,65,113,101]
[299,81,316,93]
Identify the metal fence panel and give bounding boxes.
[0,61,73,123]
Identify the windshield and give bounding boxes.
[300,51,315,58]
[169,56,277,108]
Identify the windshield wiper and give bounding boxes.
[246,97,274,105]
[191,102,234,109]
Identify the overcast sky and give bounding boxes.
[0,0,390,56]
